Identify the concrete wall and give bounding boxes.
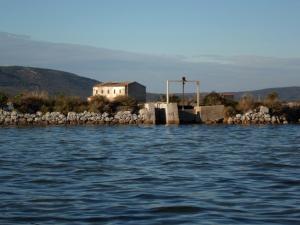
[195,105,225,123]
[143,103,156,124]
[153,102,179,124]
[179,109,200,124]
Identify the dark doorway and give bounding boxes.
[155,108,166,124]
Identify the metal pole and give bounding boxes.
[182,77,186,110]
[166,80,169,104]
[196,81,200,107]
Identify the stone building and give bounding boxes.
[221,93,234,100]
[92,82,146,102]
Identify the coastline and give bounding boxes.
[0,109,299,126]
[0,110,152,126]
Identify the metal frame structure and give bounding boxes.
[166,77,200,108]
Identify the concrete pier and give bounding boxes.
[145,103,225,124]
[144,103,180,124]
[194,105,225,123]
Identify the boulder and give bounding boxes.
[259,106,269,114]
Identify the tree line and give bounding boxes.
[0,91,139,114]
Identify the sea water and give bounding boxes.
[0,125,300,224]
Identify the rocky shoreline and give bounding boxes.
[224,106,291,125]
[0,106,299,126]
[0,109,154,126]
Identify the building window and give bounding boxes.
[101,90,103,94]
[119,90,121,94]
[114,89,116,94]
[107,90,109,94]
[96,90,98,94]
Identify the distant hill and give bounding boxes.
[1,66,299,102]
[0,66,100,98]
[147,86,300,102]
[232,87,300,101]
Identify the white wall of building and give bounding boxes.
[93,86,126,100]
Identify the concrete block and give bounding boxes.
[195,105,225,123]
[143,103,156,124]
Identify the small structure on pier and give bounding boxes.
[145,77,225,124]
[166,77,201,109]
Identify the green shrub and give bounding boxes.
[264,91,282,113]
[237,94,255,113]
[159,94,181,103]
[112,96,138,112]
[54,95,88,114]
[224,106,237,118]
[88,95,111,113]
[0,92,8,108]
[203,92,224,106]
[12,91,51,113]
[272,105,300,122]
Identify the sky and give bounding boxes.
[0,0,300,92]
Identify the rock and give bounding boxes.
[245,110,253,117]
[4,118,11,124]
[236,114,242,118]
[11,111,18,116]
[18,118,27,125]
[102,112,109,118]
[132,114,138,121]
[259,106,269,114]
[36,111,43,116]
[265,117,271,123]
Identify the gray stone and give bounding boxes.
[236,114,242,119]
[227,117,233,124]
[36,111,43,116]
[259,106,269,114]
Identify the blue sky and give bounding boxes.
[0,0,300,92]
[1,0,300,57]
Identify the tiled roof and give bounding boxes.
[94,82,133,87]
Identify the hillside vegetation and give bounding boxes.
[0,66,99,98]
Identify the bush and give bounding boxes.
[237,94,255,113]
[0,92,8,108]
[203,92,223,106]
[54,95,88,114]
[224,106,237,118]
[273,105,300,122]
[159,94,181,103]
[112,96,138,112]
[88,95,111,113]
[12,91,51,113]
[264,91,282,113]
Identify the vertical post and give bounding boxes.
[166,80,169,104]
[196,81,200,107]
[182,77,186,110]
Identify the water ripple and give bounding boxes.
[0,125,300,224]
